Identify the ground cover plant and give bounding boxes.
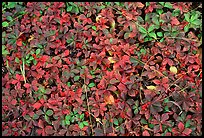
[2,2,202,136]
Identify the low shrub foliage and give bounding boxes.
[2,2,202,136]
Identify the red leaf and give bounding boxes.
[171,17,180,25]
[45,126,54,135]
[129,32,136,38]
[33,102,42,110]
[16,74,22,80]
[117,83,128,92]
[24,83,31,89]
[178,122,184,132]
[107,85,117,92]
[161,113,169,121]
[162,77,169,84]
[63,50,69,57]
[142,130,150,136]
[110,78,120,84]
[182,128,192,135]
[128,90,136,97]
[153,79,160,85]
[38,119,44,128]
[11,79,18,84]
[52,120,60,130]
[16,39,22,46]
[11,99,17,105]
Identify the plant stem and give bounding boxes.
[166,101,183,115]
[20,58,26,84]
[83,83,94,136]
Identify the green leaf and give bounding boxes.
[145,14,150,23]
[140,118,148,124]
[118,117,123,124]
[159,2,165,6]
[74,110,77,114]
[15,57,20,63]
[160,37,164,42]
[92,26,97,31]
[44,114,50,123]
[61,120,66,127]
[2,21,9,27]
[148,25,155,33]
[79,122,84,129]
[33,114,39,120]
[157,32,163,37]
[153,17,160,26]
[88,82,95,88]
[140,49,146,55]
[110,38,113,44]
[184,13,190,22]
[113,118,119,125]
[124,32,129,39]
[72,6,79,14]
[83,121,89,126]
[138,26,147,34]
[2,45,9,55]
[149,32,157,39]
[80,114,84,120]
[65,120,70,125]
[168,127,172,132]
[67,82,71,87]
[8,2,16,8]
[65,115,71,121]
[184,24,189,32]
[156,9,163,15]
[148,123,154,129]
[134,109,139,114]
[164,2,172,9]
[192,19,201,25]
[144,37,149,42]
[74,76,80,81]
[164,98,169,103]
[185,120,191,128]
[192,50,197,55]
[6,16,13,21]
[33,59,37,65]
[2,50,9,56]
[29,56,34,61]
[37,44,43,48]
[36,49,41,55]
[172,9,181,17]
[190,14,199,22]
[67,6,72,12]
[164,106,170,112]
[46,109,53,116]
[130,57,138,66]
[146,2,150,7]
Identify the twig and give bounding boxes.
[166,101,183,115]
[20,58,26,84]
[139,53,157,104]
[167,36,201,43]
[89,112,106,135]
[83,83,94,136]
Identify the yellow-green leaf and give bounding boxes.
[146,86,156,90]
[170,66,177,74]
[108,57,116,63]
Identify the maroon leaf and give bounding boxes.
[45,126,54,135]
[178,122,185,132]
[33,102,42,110]
[38,119,44,128]
[182,128,192,135]
[117,83,128,92]
[142,130,150,136]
